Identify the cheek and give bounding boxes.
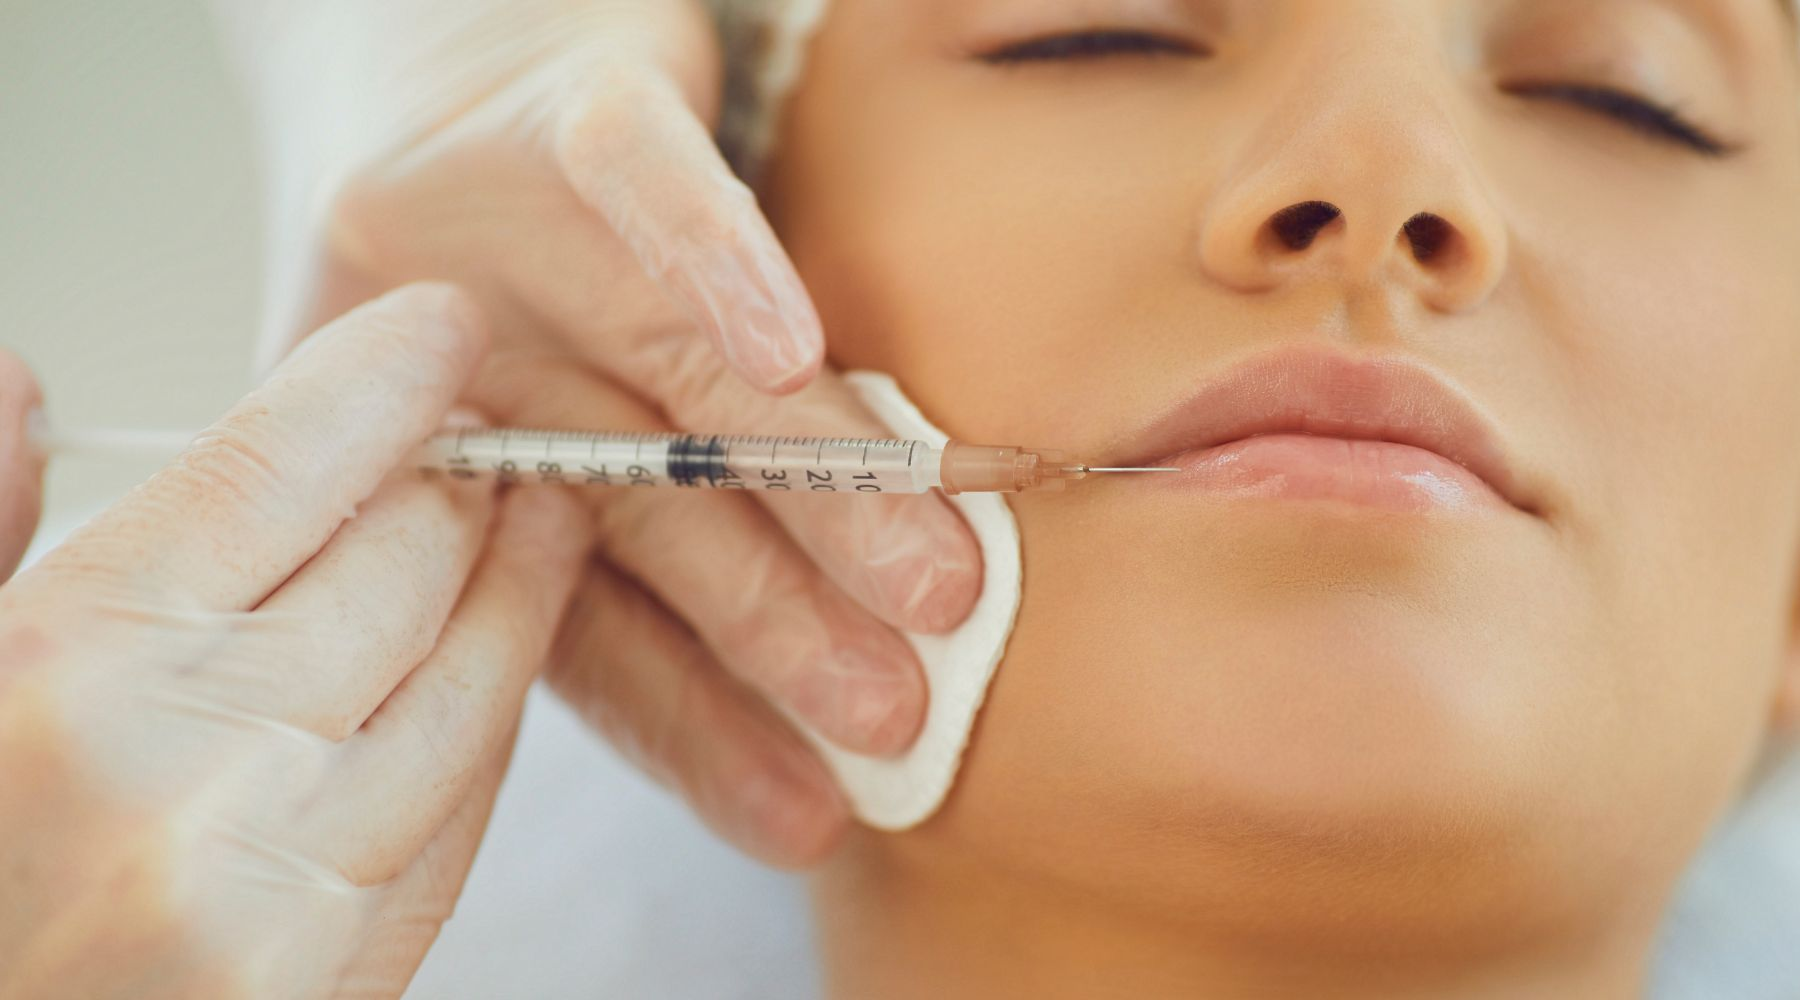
[1510,156,1800,761]
[774,78,1213,451]
[931,497,1591,912]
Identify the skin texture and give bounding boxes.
[759,1,1800,997]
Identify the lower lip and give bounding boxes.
[1155,434,1508,514]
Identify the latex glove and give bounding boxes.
[212,0,984,864]
[0,349,45,582]
[0,285,584,1000]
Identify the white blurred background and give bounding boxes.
[4,0,258,534]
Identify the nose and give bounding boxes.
[1196,19,1509,314]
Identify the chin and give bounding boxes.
[941,557,1618,945]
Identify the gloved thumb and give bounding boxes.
[551,2,825,394]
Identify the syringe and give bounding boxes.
[32,424,1177,495]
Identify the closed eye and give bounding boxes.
[1504,82,1737,157]
[980,30,1207,64]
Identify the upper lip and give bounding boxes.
[1104,347,1538,515]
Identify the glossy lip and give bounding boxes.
[1103,348,1539,517]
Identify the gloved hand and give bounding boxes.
[0,285,583,1000]
[212,0,984,864]
[0,349,45,582]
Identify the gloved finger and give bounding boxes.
[547,558,848,868]
[0,349,45,583]
[324,486,583,887]
[332,722,518,1000]
[554,71,824,394]
[472,355,926,756]
[602,490,925,756]
[494,210,982,635]
[251,475,495,742]
[255,235,395,377]
[35,284,487,612]
[644,340,984,635]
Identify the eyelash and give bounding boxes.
[1502,82,1735,157]
[982,31,1735,158]
[980,29,1204,63]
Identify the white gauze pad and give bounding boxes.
[800,371,1023,831]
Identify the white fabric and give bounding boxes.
[806,372,1022,829]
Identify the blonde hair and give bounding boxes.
[704,0,830,177]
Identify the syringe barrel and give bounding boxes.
[414,430,947,494]
[36,422,1092,496]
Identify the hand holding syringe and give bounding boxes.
[32,422,1176,496]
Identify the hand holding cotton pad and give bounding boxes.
[799,371,1025,830]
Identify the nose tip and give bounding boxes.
[1205,190,1505,314]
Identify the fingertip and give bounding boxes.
[0,348,43,415]
[752,347,825,396]
[872,502,985,635]
[494,486,591,594]
[902,544,985,635]
[854,677,929,758]
[506,484,588,542]
[731,270,826,395]
[746,756,852,870]
[815,641,929,758]
[387,281,491,363]
[291,281,490,390]
[0,349,44,581]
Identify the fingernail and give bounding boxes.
[870,513,985,635]
[738,245,823,392]
[744,308,820,393]
[828,646,926,757]
[739,750,848,867]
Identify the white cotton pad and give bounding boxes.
[797,371,1023,831]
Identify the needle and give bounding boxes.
[1081,467,1181,474]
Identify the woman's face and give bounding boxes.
[764,0,1800,945]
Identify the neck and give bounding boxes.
[812,832,1656,1000]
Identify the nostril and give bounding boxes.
[1267,201,1342,251]
[1402,212,1454,263]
